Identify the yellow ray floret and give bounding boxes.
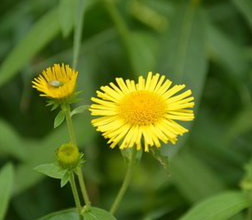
[32,64,78,99]
[89,72,195,152]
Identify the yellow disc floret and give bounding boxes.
[56,143,80,169]
[32,63,78,99]
[119,91,166,126]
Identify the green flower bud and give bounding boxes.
[56,143,80,169]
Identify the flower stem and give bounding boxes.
[69,171,82,220]
[63,104,91,207]
[64,105,77,145]
[110,149,137,215]
[77,166,91,208]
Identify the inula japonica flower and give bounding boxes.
[32,64,78,99]
[90,72,194,152]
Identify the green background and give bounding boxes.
[1,0,252,219]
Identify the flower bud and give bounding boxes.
[56,143,80,169]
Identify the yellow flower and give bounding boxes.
[32,64,78,99]
[90,72,195,152]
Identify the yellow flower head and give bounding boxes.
[89,72,195,152]
[32,64,78,99]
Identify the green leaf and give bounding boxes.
[170,150,225,202]
[232,0,252,29]
[58,0,77,37]
[157,2,208,157]
[54,110,66,128]
[34,163,66,179]
[60,171,70,188]
[36,207,117,220]
[37,208,77,220]
[0,120,27,160]
[83,207,117,220]
[225,106,252,145]
[179,191,251,220]
[128,31,157,73]
[71,105,90,117]
[0,163,14,220]
[207,24,250,78]
[0,9,61,88]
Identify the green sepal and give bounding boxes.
[46,100,60,111]
[45,90,84,111]
[65,90,84,105]
[71,104,90,117]
[54,110,66,128]
[60,171,70,187]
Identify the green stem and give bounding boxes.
[110,149,137,215]
[73,0,85,69]
[63,104,91,207]
[69,171,82,220]
[64,105,77,145]
[77,166,91,208]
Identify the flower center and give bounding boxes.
[48,80,64,88]
[119,91,166,126]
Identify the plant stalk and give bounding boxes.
[110,149,137,215]
[64,105,77,145]
[64,104,91,207]
[69,171,82,220]
[77,166,91,208]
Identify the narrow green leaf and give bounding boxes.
[0,9,61,88]
[158,2,208,157]
[34,163,65,179]
[0,163,14,220]
[128,31,157,73]
[207,24,250,78]
[232,0,252,29]
[54,110,66,128]
[71,104,90,117]
[58,0,77,37]
[179,191,251,220]
[158,2,207,103]
[170,150,225,202]
[83,207,117,220]
[0,120,27,160]
[225,106,252,145]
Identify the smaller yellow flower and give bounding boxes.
[56,143,80,169]
[32,64,78,99]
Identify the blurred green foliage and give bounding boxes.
[1,0,252,219]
